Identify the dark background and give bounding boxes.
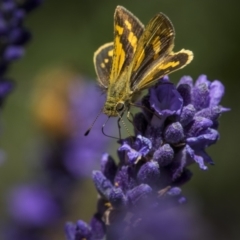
[0,0,238,239]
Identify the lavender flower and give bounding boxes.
[65,75,229,240]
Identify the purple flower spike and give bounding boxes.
[74,75,228,240]
[0,0,41,107]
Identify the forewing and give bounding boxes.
[109,6,144,82]
[94,42,113,90]
[130,12,175,86]
[133,49,193,91]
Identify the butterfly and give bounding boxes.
[85,6,193,135]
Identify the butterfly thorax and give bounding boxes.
[103,75,133,117]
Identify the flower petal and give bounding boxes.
[186,117,213,137]
[186,128,219,149]
[127,184,152,206]
[177,75,193,87]
[195,74,211,87]
[92,171,113,198]
[109,187,127,208]
[192,81,210,110]
[180,104,196,127]
[90,214,105,240]
[153,144,174,167]
[209,80,225,106]
[164,122,185,144]
[177,77,193,106]
[149,81,183,117]
[137,161,160,186]
[101,153,117,183]
[186,145,208,170]
[114,166,137,192]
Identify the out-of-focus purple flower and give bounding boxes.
[66,75,229,239]
[0,79,14,106]
[65,214,106,240]
[32,69,113,178]
[66,200,205,240]
[0,0,41,105]
[8,185,60,227]
[65,220,92,240]
[4,69,113,239]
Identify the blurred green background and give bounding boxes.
[0,0,239,239]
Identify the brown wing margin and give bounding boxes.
[93,42,113,90]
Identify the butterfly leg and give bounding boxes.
[117,117,122,139]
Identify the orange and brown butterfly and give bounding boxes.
[85,5,193,135]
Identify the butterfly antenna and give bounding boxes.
[84,108,103,136]
[102,117,119,139]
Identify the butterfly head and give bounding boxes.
[103,99,127,117]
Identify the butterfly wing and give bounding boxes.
[129,13,175,84]
[134,49,193,90]
[109,6,144,83]
[94,42,114,90]
[129,12,193,91]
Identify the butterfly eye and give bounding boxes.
[116,102,125,112]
